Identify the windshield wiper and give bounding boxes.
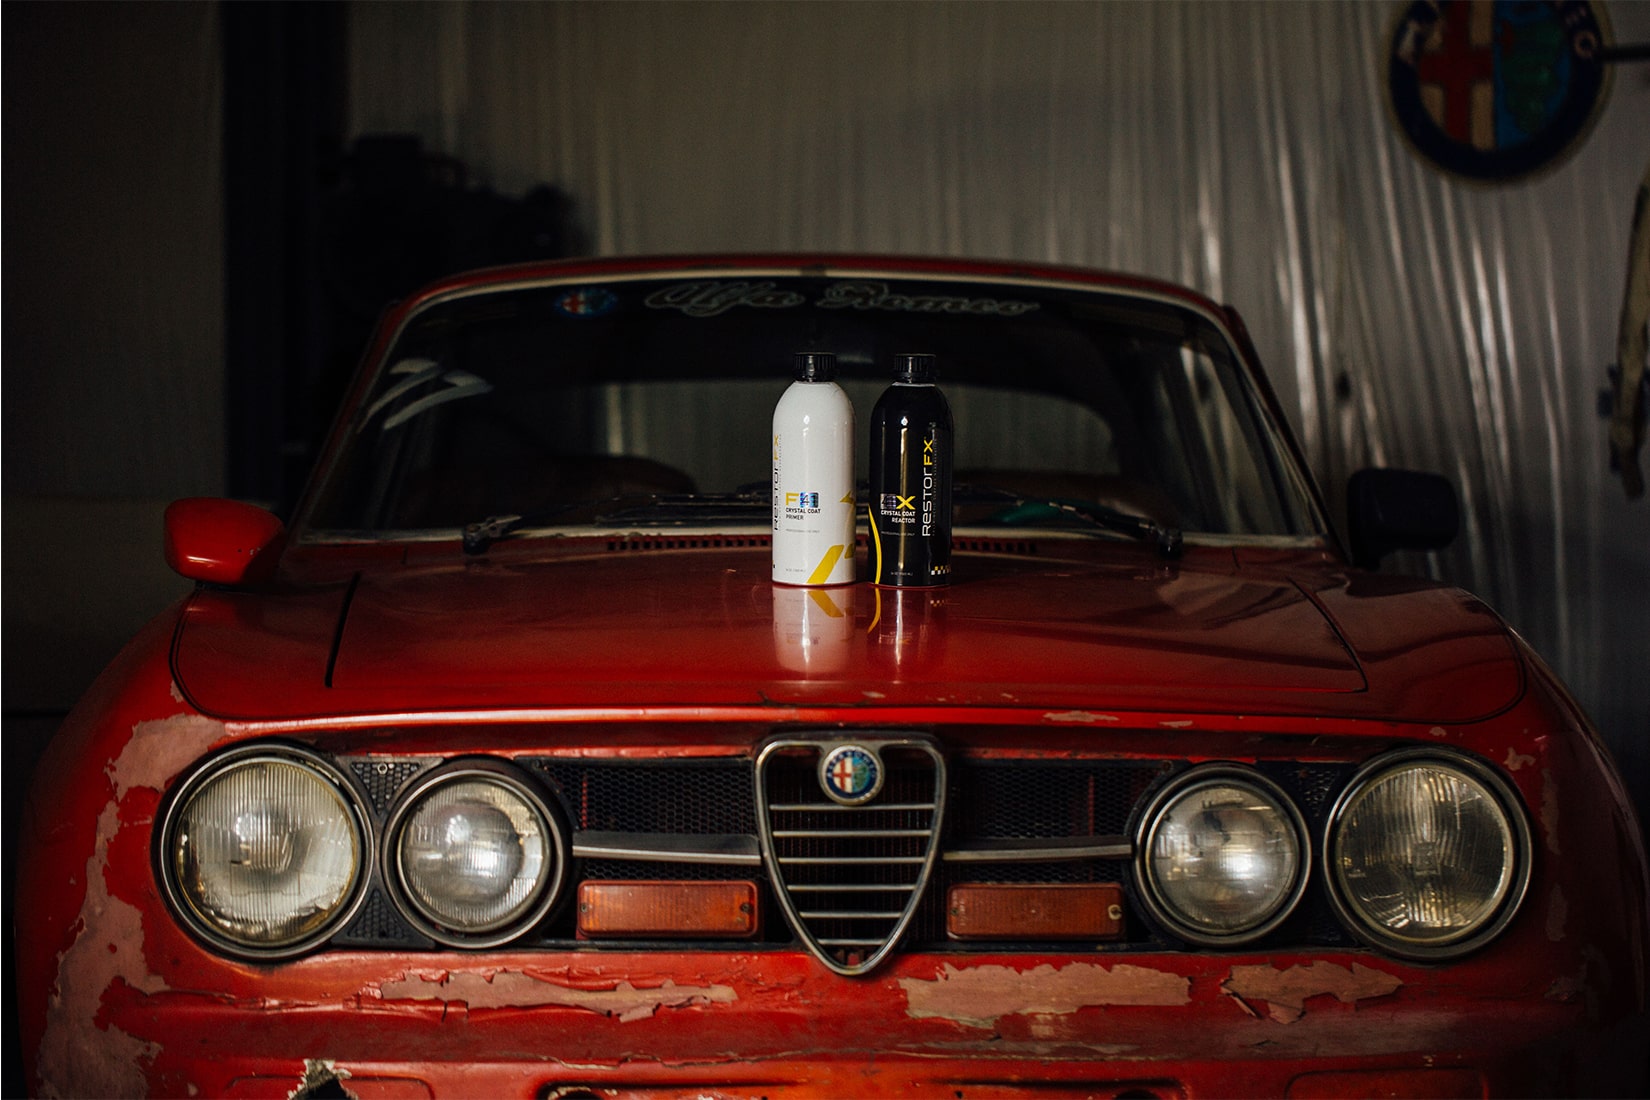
[462,490,770,555]
[465,484,1183,558]
[953,483,1184,559]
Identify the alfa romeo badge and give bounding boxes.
[819,744,884,806]
[1387,0,1612,183]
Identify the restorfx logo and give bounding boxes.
[920,437,938,535]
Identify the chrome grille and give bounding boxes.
[756,737,946,975]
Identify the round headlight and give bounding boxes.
[386,762,566,947]
[1136,766,1308,945]
[1327,750,1530,959]
[161,746,368,957]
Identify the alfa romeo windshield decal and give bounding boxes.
[816,280,1039,316]
[554,286,619,317]
[644,279,1039,318]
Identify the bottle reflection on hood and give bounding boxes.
[868,586,948,678]
[771,585,857,676]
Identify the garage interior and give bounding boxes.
[4,2,1648,1089]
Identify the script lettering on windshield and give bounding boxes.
[643,280,1039,319]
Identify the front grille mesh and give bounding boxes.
[957,759,1170,837]
[532,759,755,834]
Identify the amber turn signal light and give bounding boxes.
[578,881,758,938]
[947,883,1125,941]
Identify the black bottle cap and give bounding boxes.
[794,351,837,382]
[896,353,937,383]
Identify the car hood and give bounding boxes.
[171,543,1523,723]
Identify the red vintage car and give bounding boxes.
[16,256,1649,1097]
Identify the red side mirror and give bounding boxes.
[163,498,285,585]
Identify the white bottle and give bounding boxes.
[772,352,857,586]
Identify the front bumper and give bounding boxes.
[49,947,1649,1098]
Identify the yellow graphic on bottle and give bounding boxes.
[805,545,847,585]
[868,511,884,584]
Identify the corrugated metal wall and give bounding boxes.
[347,0,1650,802]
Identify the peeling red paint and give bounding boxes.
[1547,884,1569,942]
[1546,964,1587,1004]
[111,713,223,798]
[292,1059,353,1099]
[898,962,1190,1028]
[376,970,738,1022]
[1221,962,1401,1024]
[1504,746,1535,771]
[1042,711,1121,724]
[33,712,224,1098]
[35,802,170,1097]
[1541,769,1563,855]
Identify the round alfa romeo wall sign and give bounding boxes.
[1388,0,1612,183]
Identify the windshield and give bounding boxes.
[302,273,1320,541]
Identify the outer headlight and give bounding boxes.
[160,745,369,958]
[385,760,567,947]
[1327,749,1530,960]
[1135,765,1309,945]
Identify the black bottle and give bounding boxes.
[868,353,953,586]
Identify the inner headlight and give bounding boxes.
[1136,766,1308,945]
[1327,750,1530,959]
[386,762,566,947]
[161,746,367,957]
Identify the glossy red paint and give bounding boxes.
[163,496,286,586]
[17,257,1650,1097]
[170,541,1523,724]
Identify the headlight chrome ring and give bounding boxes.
[157,743,371,959]
[1134,764,1310,946]
[1325,748,1531,960]
[383,758,568,948]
